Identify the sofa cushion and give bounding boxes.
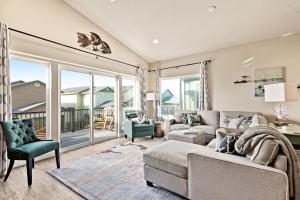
[143,140,201,179]
[192,125,218,135]
[197,110,220,126]
[170,124,190,131]
[207,138,216,149]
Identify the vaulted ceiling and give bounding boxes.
[65,0,300,62]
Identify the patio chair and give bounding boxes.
[104,107,114,130]
[0,119,60,186]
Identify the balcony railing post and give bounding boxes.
[71,108,75,132]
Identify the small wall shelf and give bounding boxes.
[234,76,250,84]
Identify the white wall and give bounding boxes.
[0,0,150,141]
[150,34,300,124]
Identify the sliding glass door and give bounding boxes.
[60,68,120,148]
[60,70,91,148]
[93,74,116,141]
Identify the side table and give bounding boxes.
[154,121,164,138]
[269,123,300,149]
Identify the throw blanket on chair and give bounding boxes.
[235,126,300,200]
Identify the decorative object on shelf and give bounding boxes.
[234,75,249,84]
[77,32,111,54]
[264,83,298,126]
[297,84,300,89]
[254,67,284,97]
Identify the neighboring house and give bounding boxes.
[11,80,46,113]
[61,85,134,109]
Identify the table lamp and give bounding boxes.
[264,83,298,126]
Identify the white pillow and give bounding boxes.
[227,117,244,129]
[249,113,268,127]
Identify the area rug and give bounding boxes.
[48,143,184,200]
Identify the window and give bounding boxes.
[122,77,136,109]
[10,57,49,139]
[160,76,200,117]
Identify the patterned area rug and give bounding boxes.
[48,143,184,200]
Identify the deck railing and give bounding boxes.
[160,104,179,116]
[12,108,106,138]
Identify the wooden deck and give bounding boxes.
[60,128,116,148]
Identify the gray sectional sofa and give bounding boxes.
[143,110,298,200]
[165,110,259,143]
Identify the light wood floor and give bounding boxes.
[0,138,299,200]
[0,137,160,200]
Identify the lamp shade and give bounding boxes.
[264,83,298,102]
[146,92,160,101]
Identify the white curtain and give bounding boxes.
[137,67,145,110]
[199,61,209,110]
[154,67,160,120]
[0,23,12,177]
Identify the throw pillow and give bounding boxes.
[216,134,241,154]
[173,114,182,124]
[181,113,189,125]
[239,116,252,129]
[227,117,244,129]
[247,139,280,165]
[207,138,216,149]
[215,128,243,150]
[223,116,233,128]
[249,113,268,127]
[187,114,201,126]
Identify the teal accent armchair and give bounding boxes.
[124,111,154,142]
[0,119,60,186]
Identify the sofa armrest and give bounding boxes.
[187,149,288,200]
[164,119,174,134]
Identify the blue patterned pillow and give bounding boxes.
[181,113,189,125]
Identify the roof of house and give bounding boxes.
[11,80,46,88]
[13,102,46,113]
[62,86,133,95]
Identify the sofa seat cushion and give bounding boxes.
[133,124,153,132]
[169,124,190,131]
[17,140,59,158]
[192,125,218,135]
[143,140,201,179]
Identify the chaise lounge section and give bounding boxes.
[143,140,289,200]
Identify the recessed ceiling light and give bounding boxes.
[152,39,159,44]
[208,6,217,12]
[109,0,116,2]
[281,32,296,37]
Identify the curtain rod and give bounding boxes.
[148,60,212,72]
[8,28,140,69]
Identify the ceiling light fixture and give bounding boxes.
[281,32,295,37]
[152,39,159,44]
[109,0,116,2]
[208,6,217,12]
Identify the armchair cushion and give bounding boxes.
[133,124,154,132]
[9,140,59,160]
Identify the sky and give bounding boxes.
[10,58,135,89]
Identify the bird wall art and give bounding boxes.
[77,32,112,54]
